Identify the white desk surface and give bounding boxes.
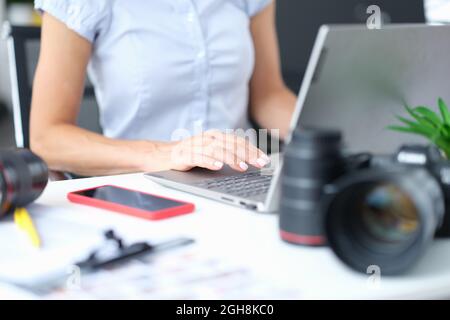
[3,173,450,300]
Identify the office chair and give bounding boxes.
[276,0,426,92]
[3,22,102,150]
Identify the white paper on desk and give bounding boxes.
[0,204,103,288]
[45,246,302,300]
[0,204,302,299]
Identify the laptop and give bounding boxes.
[145,24,450,212]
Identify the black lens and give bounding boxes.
[280,129,344,246]
[0,149,49,217]
[326,168,445,275]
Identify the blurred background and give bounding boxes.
[1,0,39,148]
[0,0,448,149]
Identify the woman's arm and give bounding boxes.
[31,13,269,176]
[31,13,166,176]
[249,2,297,140]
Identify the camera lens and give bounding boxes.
[325,168,445,275]
[0,149,49,217]
[359,184,419,245]
[280,129,345,246]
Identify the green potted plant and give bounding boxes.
[389,98,450,159]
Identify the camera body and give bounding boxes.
[280,129,450,274]
[353,145,450,236]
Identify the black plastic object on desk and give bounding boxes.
[77,230,195,272]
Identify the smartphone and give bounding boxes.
[68,185,195,221]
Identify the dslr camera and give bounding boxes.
[280,129,450,275]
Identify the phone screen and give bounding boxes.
[75,186,184,211]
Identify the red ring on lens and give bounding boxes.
[280,230,326,246]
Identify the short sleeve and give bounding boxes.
[246,0,273,17]
[34,0,111,42]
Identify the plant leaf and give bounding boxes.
[395,116,437,137]
[404,105,439,129]
[433,137,450,158]
[387,125,435,139]
[438,98,450,124]
[441,124,450,139]
[390,115,443,143]
[413,106,442,127]
[387,126,418,134]
[389,99,450,160]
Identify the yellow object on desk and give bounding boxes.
[14,208,41,249]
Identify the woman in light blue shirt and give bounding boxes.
[30,0,297,176]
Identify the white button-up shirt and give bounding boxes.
[35,0,272,141]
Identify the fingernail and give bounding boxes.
[214,161,224,169]
[239,162,249,171]
[262,154,271,162]
[257,158,268,167]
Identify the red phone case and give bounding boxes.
[67,185,195,221]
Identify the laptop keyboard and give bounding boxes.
[194,170,274,198]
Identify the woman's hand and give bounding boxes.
[168,130,270,172]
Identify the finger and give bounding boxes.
[200,131,271,169]
[170,144,220,171]
[188,153,225,171]
[213,134,270,169]
[212,145,249,172]
[191,145,248,172]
